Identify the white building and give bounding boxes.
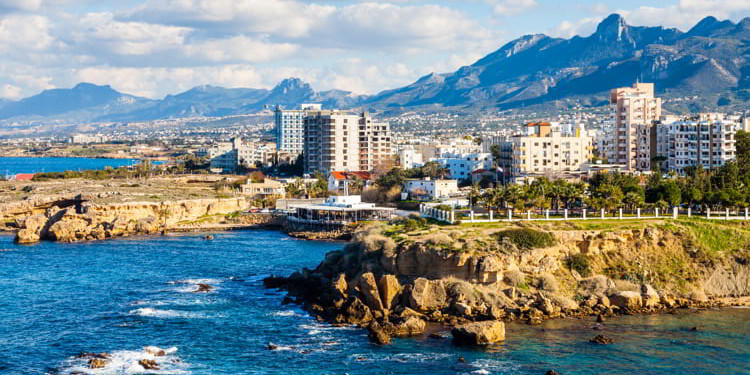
[404,178,459,201]
[432,152,492,181]
[399,148,424,170]
[655,113,738,174]
[70,134,104,144]
[275,104,321,155]
[197,138,278,173]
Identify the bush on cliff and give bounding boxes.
[565,253,592,277]
[533,273,559,292]
[503,270,526,287]
[492,228,556,250]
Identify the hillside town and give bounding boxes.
[3,82,750,225]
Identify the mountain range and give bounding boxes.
[1,13,750,124]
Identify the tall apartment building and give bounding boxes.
[655,113,738,174]
[611,83,662,170]
[497,122,593,179]
[304,111,391,175]
[275,104,322,155]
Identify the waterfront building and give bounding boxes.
[275,104,321,155]
[496,122,593,181]
[287,195,394,226]
[403,178,459,201]
[610,82,662,171]
[304,111,391,175]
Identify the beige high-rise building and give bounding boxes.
[303,110,391,175]
[611,82,662,171]
[497,122,593,180]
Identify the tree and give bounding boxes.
[737,130,750,161]
[622,191,644,210]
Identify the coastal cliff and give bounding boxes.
[265,219,750,344]
[13,197,259,243]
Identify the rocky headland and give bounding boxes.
[265,219,750,345]
[0,175,288,243]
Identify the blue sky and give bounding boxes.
[0,0,749,100]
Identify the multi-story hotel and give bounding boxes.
[303,110,391,175]
[497,122,593,180]
[655,113,738,174]
[275,104,321,155]
[611,83,662,171]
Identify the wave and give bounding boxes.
[59,346,189,374]
[129,298,224,307]
[168,278,223,285]
[270,310,303,317]
[128,307,209,319]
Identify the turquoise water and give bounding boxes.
[0,157,140,175]
[0,231,748,375]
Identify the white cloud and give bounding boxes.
[0,14,55,52]
[485,0,537,16]
[0,83,22,99]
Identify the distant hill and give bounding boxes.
[364,14,750,111]
[2,14,750,125]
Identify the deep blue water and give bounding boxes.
[0,157,141,175]
[1,231,749,375]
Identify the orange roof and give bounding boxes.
[330,171,372,180]
[526,122,550,127]
[14,173,35,181]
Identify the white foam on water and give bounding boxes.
[471,370,490,375]
[270,310,301,317]
[168,278,223,285]
[128,308,207,319]
[59,346,189,375]
[129,298,223,307]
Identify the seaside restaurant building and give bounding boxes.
[287,195,394,225]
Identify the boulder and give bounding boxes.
[357,273,385,312]
[641,284,659,308]
[138,359,160,370]
[345,298,373,325]
[368,323,391,345]
[408,278,447,312]
[451,321,505,345]
[88,358,108,369]
[383,317,426,337]
[454,302,472,317]
[195,283,213,293]
[609,291,642,310]
[14,228,40,244]
[144,346,166,356]
[377,274,402,310]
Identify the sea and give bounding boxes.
[0,157,145,175]
[0,230,749,375]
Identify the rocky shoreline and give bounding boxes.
[264,222,750,346]
[9,197,285,243]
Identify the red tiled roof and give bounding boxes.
[330,171,372,180]
[14,173,35,181]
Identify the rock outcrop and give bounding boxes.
[13,197,250,243]
[451,321,506,345]
[265,222,744,345]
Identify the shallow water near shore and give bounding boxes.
[1,231,749,375]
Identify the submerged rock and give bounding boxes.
[451,321,505,345]
[589,335,614,344]
[195,283,213,293]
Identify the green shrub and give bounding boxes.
[492,228,556,250]
[566,253,592,277]
[401,217,427,232]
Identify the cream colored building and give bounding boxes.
[497,122,593,179]
[304,110,391,174]
[241,179,286,198]
[611,82,662,171]
[404,178,459,201]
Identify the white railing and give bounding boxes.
[419,205,750,225]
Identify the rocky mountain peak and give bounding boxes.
[594,13,632,43]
